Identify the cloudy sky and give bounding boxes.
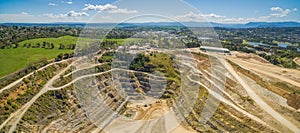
[0,0,299,23]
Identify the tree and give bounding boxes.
[42,41,46,48]
[50,43,55,49]
[13,43,19,48]
[59,44,65,49]
[63,53,69,59]
[27,43,31,48]
[36,43,41,48]
[55,53,63,61]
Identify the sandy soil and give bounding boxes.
[227,52,300,87]
[294,57,300,67]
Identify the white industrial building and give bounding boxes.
[200,46,230,54]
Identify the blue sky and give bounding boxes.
[0,0,299,23]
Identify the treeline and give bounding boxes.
[5,41,77,50]
[0,26,81,49]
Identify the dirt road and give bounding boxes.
[227,57,300,87]
[0,58,74,94]
[7,63,73,133]
[223,59,300,133]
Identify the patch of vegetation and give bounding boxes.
[0,35,131,78]
[17,85,73,132]
[129,52,180,99]
[258,50,300,69]
[98,52,115,63]
[18,36,78,49]
[0,26,81,49]
[129,52,179,80]
[0,63,68,123]
[0,48,72,78]
[52,63,111,88]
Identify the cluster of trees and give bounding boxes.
[129,53,150,71]
[98,52,115,63]
[0,26,81,49]
[55,53,74,61]
[222,42,256,53]
[58,43,76,50]
[258,53,298,68]
[22,42,55,49]
[8,41,77,50]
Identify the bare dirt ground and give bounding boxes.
[226,52,300,111]
[294,57,300,67]
[104,99,196,133]
[228,52,300,84]
[190,48,300,132]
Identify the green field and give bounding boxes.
[18,35,138,47]
[19,35,78,48]
[0,36,140,78]
[0,48,72,77]
[0,36,78,78]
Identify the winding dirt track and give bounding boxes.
[1,67,172,132]
[7,63,74,133]
[223,57,300,133]
[0,59,73,94]
[228,57,300,87]
[2,49,299,132]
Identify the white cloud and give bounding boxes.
[83,4,138,14]
[67,11,89,17]
[49,3,57,6]
[270,7,291,17]
[44,11,89,19]
[83,4,117,11]
[175,12,226,22]
[107,8,138,14]
[60,1,72,5]
[293,8,298,11]
[174,12,271,24]
[21,12,28,15]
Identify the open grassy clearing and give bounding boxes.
[18,35,139,48]
[18,36,79,48]
[0,36,139,78]
[0,48,72,78]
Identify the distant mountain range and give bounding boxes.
[1,21,300,28]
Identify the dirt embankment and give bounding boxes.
[235,53,269,63]
[294,57,300,67]
[228,59,300,110]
